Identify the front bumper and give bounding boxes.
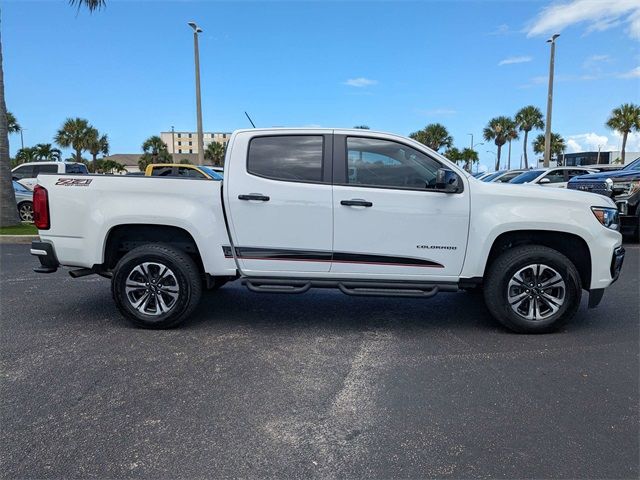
[589,245,625,308]
[31,241,59,273]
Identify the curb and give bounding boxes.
[0,235,39,245]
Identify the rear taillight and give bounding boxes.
[33,185,50,230]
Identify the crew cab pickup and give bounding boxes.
[30,129,625,333]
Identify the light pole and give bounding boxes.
[466,135,484,172]
[543,33,560,168]
[597,144,602,164]
[171,125,175,157]
[188,21,204,166]
[19,129,25,149]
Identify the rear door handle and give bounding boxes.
[340,199,373,207]
[238,193,270,201]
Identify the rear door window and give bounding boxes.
[247,136,324,183]
[66,163,88,174]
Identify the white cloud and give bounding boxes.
[344,77,377,88]
[582,54,612,69]
[527,0,640,39]
[488,24,512,35]
[498,56,533,66]
[617,66,640,78]
[566,132,640,153]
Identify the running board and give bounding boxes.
[243,277,457,298]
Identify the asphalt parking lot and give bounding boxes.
[1,243,638,479]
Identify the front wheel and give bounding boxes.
[484,245,582,333]
[111,243,202,329]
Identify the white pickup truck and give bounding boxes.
[30,128,626,333]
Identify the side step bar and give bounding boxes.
[243,277,457,298]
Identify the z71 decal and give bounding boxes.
[55,178,93,187]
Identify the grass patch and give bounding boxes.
[0,223,38,235]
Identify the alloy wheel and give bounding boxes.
[507,264,566,321]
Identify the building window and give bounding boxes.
[189,141,192,146]
[189,149,193,154]
[177,133,182,138]
[188,133,192,138]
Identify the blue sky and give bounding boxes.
[3,0,639,170]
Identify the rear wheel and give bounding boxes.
[18,202,33,222]
[484,245,582,333]
[112,243,202,329]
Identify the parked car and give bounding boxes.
[568,157,640,240]
[145,164,223,180]
[12,162,88,189]
[509,167,598,188]
[473,172,493,180]
[31,128,624,334]
[13,180,34,222]
[482,169,526,183]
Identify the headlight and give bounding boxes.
[591,207,619,230]
[613,180,640,195]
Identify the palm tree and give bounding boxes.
[444,147,464,165]
[69,0,106,11]
[14,147,39,166]
[54,118,93,162]
[606,103,640,164]
[353,125,370,129]
[483,116,514,171]
[34,143,62,161]
[533,133,566,163]
[139,135,171,170]
[86,128,109,165]
[204,142,226,166]
[7,112,20,134]
[506,124,519,170]
[0,27,19,227]
[461,148,479,172]
[515,106,544,169]
[410,123,453,152]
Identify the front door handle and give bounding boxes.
[238,193,270,201]
[341,199,373,207]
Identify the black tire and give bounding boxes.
[484,245,582,334]
[18,201,33,223]
[111,243,202,329]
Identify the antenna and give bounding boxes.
[244,111,256,128]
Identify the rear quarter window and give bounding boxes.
[66,163,88,174]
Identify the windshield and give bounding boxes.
[199,166,223,180]
[509,169,544,184]
[481,171,505,182]
[623,157,640,171]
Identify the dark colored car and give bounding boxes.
[568,157,640,240]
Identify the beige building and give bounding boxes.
[160,131,231,155]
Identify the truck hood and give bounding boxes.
[472,178,616,207]
[570,170,640,182]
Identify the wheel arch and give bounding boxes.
[483,230,591,290]
[101,224,205,273]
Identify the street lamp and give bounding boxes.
[543,33,560,168]
[188,21,205,165]
[171,125,175,157]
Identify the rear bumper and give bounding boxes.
[30,241,59,273]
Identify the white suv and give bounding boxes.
[11,162,88,189]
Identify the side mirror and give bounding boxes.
[538,177,551,184]
[435,168,460,193]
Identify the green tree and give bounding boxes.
[139,135,171,171]
[34,143,62,161]
[483,116,514,171]
[69,0,106,11]
[14,147,39,165]
[54,117,93,162]
[410,123,453,152]
[444,147,464,165]
[606,103,640,164]
[506,124,520,170]
[515,105,544,169]
[204,141,226,166]
[86,128,109,165]
[179,158,192,164]
[7,111,20,134]
[533,133,566,162]
[461,147,479,172]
